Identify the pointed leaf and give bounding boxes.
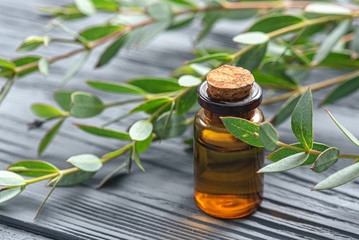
[128,77,183,93]
[54,91,74,111]
[133,148,145,172]
[178,75,201,87]
[96,32,128,67]
[176,87,197,116]
[311,147,339,173]
[258,152,309,173]
[0,77,15,104]
[80,25,124,41]
[237,43,267,72]
[75,0,96,15]
[74,123,131,140]
[259,123,279,151]
[248,15,305,33]
[129,120,153,141]
[53,171,95,187]
[0,171,26,186]
[148,2,172,21]
[154,112,188,139]
[313,162,359,190]
[135,134,153,153]
[67,154,103,172]
[31,104,64,118]
[259,60,298,89]
[86,80,147,96]
[38,118,65,155]
[221,117,263,147]
[60,51,90,87]
[70,92,104,118]
[0,187,23,204]
[17,36,49,52]
[291,88,313,150]
[272,94,301,126]
[0,58,16,71]
[7,160,59,177]
[326,110,359,147]
[38,58,49,77]
[233,32,269,45]
[187,53,231,64]
[129,98,171,114]
[321,76,359,106]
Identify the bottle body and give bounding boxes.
[194,108,264,218]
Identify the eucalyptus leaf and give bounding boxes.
[53,170,95,187]
[75,0,96,15]
[189,64,211,76]
[130,98,171,114]
[187,53,231,64]
[311,147,339,173]
[80,25,124,41]
[313,162,359,190]
[38,118,65,155]
[291,88,313,150]
[7,160,59,177]
[54,91,74,111]
[312,19,351,65]
[133,148,145,172]
[350,29,359,56]
[70,92,104,118]
[97,161,126,189]
[129,119,153,141]
[154,112,188,139]
[31,104,64,118]
[148,2,172,21]
[233,32,269,45]
[38,58,49,77]
[260,60,299,88]
[305,51,359,69]
[135,134,153,153]
[259,123,279,151]
[248,15,305,33]
[128,77,183,93]
[0,77,15,104]
[12,56,40,77]
[17,36,50,52]
[221,117,263,147]
[178,75,201,87]
[96,32,128,68]
[67,154,103,172]
[258,152,309,173]
[305,3,352,15]
[321,76,359,106]
[176,87,197,116]
[326,110,359,147]
[74,123,131,140]
[272,94,301,126]
[86,80,147,96]
[237,43,267,72]
[0,187,23,204]
[0,58,16,71]
[0,171,26,186]
[60,51,90,87]
[267,142,329,166]
[197,10,222,43]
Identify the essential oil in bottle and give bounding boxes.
[194,65,264,219]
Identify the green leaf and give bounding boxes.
[267,142,329,166]
[167,0,197,9]
[321,76,359,106]
[130,98,171,114]
[305,51,359,69]
[178,75,201,87]
[189,64,211,76]
[233,32,269,45]
[0,58,16,71]
[54,91,73,111]
[0,171,26,186]
[92,0,119,11]
[259,123,279,151]
[86,80,147,96]
[135,134,153,153]
[311,147,339,173]
[221,117,263,147]
[12,56,40,77]
[80,25,124,41]
[197,11,222,43]
[169,14,195,30]
[38,118,65,155]
[326,110,359,147]
[7,160,59,177]
[31,104,64,118]
[237,43,267,72]
[70,92,104,118]
[291,88,313,150]
[312,20,351,65]
[272,94,301,126]
[148,2,172,21]
[0,77,15,104]
[187,53,231,64]
[350,29,359,56]
[305,3,352,15]
[313,162,359,190]
[154,112,188,139]
[97,161,126,189]
[128,77,183,93]
[176,87,197,116]
[60,51,90,87]
[129,119,153,141]
[258,152,309,173]
[75,0,96,15]
[74,123,131,140]
[133,147,145,172]
[102,145,132,160]
[248,15,305,33]
[0,187,23,204]
[17,36,50,52]
[53,170,95,187]
[67,154,103,172]
[96,32,128,68]
[259,60,299,89]
[38,58,49,77]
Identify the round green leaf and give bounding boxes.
[221,117,263,147]
[305,3,352,15]
[258,152,309,173]
[0,187,23,204]
[74,123,131,140]
[0,171,26,186]
[129,120,153,141]
[178,75,201,87]
[7,160,59,177]
[135,134,153,153]
[311,147,339,173]
[233,32,269,45]
[67,154,103,172]
[31,104,64,118]
[259,123,279,151]
[70,92,104,118]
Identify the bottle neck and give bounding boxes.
[203,109,256,125]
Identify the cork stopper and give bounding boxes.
[206,65,254,101]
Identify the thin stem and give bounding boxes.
[104,98,145,108]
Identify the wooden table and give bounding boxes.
[1,1,359,239]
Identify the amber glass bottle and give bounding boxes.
[193,66,264,219]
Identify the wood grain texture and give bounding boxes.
[1,0,359,239]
